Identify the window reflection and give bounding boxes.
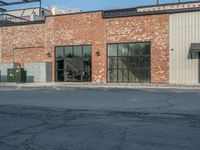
[83,46,92,57]
[108,44,117,56]
[56,47,64,58]
[118,44,128,56]
[65,47,73,57]
[107,42,151,83]
[55,45,92,82]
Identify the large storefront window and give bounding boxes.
[55,45,92,82]
[107,43,151,83]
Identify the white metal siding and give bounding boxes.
[169,12,200,85]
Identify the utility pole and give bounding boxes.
[39,0,42,16]
[157,0,159,5]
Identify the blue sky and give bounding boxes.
[2,0,199,11]
[37,0,199,10]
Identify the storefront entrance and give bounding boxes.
[55,45,92,82]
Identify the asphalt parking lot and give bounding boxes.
[0,86,200,150]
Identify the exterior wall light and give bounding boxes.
[96,51,101,56]
[46,52,51,58]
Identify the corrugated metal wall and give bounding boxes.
[169,12,200,85]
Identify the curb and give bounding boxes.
[0,82,200,90]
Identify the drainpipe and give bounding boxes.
[39,0,42,17]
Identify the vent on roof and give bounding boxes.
[102,8,137,18]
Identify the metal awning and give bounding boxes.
[0,7,6,11]
[190,43,200,51]
[0,0,42,14]
[0,0,41,6]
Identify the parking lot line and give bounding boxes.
[16,86,22,90]
[53,86,60,91]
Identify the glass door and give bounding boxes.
[73,46,83,82]
[64,57,74,82]
[55,45,92,82]
[64,46,74,82]
[83,46,92,82]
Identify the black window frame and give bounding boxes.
[107,42,151,83]
[55,45,92,82]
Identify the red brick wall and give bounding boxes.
[0,12,169,83]
[105,15,169,83]
[91,13,106,83]
[45,13,94,81]
[0,24,47,66]
[13,47,45,67]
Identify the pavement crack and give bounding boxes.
[115,128,129,150]
[155,94,176,110]
[0,122,47,141]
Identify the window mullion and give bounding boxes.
[117,44,118,83]
[128,44,130,82]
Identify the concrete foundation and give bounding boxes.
[24,62,52,83]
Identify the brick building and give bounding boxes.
[0,1,200,84]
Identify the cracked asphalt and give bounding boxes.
[0,87,200,150]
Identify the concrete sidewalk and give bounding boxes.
[0,82,200,90]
